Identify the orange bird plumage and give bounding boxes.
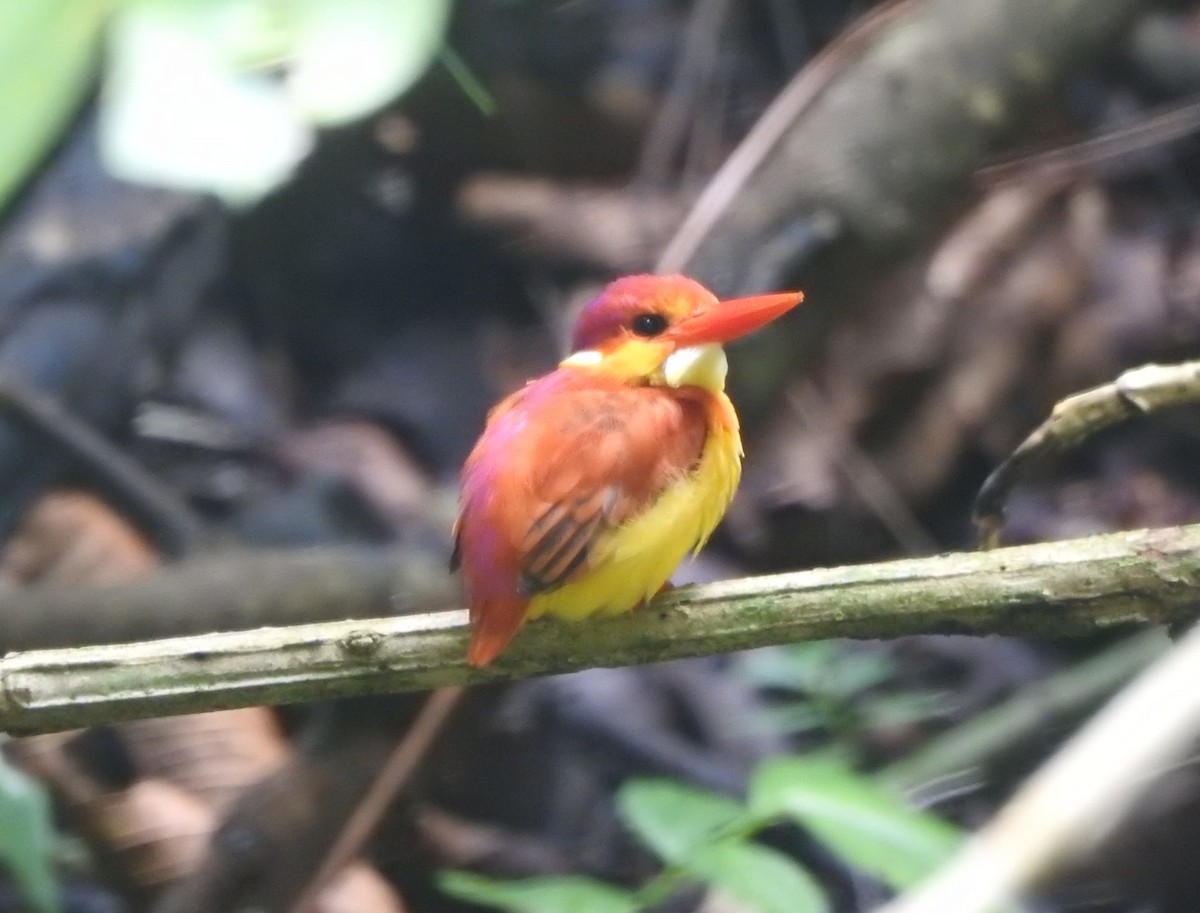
[453,274,802,666]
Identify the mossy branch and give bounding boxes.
[2,523,1198,734]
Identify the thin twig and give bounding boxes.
[655,0,917,273]
[0,382,208,556]
[789,383,938,555]
[636,0,734,188]
[882,628,1169,799]
[974,360,1200,547]
[290,686,465,913]
[981,95,1200,186]
[875,617,1200,913]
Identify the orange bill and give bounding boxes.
[668,290,803,347]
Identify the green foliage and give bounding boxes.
[0,749,61,913]
[100,0,452,203]
[0,0,455,211]
[0,0,113,213]
[750,756,960,890]
[741,642,947,750]
[617,780,827,913]
[440,756,964,913]
[683,838,828,913]
[440,873,639,913]
[439,45,497,116]
[615,779,752,860]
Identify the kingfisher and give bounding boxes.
[453,274,802,665]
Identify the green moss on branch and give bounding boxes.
[2,523,1198,733]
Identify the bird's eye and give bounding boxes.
[630,313,669,337]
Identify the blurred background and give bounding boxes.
[3,1,1200,911]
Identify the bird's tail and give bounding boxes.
[466,599,526,666]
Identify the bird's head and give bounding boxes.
[561,274,802,391]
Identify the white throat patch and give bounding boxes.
[663,344,727,391]
[560,349,603,367]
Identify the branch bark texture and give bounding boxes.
[674,0,1150,295]
[0,546,459,652]
[2,524,1198,734]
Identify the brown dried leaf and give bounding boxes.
[117,709,288,812]
[0,490,158,586]
[318,864,407,913]
[89,779,215,889]
[9,736,212,894]
[458,175,681,272]
[275,421,432,533]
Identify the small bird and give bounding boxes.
[454,274,802,666]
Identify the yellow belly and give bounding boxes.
[526,417,741,622]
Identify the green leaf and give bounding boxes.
[749,757,961,890]
[288,0,451,124]
[689,839,830,913]
[439,45,497,116]
[0,750,60,913]
[0,0,112,212]
[860,690,948,728]
[741,643,840,691]
[439,872,638,913]
[756,703,829,736]
[101,0,313,202]
[616,779,756,862]
[741,643,897,698]
[99,0,450,202]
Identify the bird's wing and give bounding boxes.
[517,484,621,595]
[455,374,708,662]
[500,380,708,591]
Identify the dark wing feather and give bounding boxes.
[509,383,706,593]
[518,487,619,594]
